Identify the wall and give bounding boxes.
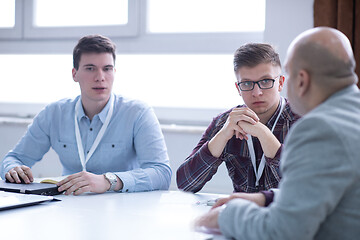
[265,0,314,63]
[264,0,314,95]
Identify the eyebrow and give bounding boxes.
[82,64,114,68]
[82,64,95,68]
[240,75,274,82]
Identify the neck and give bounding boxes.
[81,97,110,121]
[258,98,281,124]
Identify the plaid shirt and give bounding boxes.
[176,98,300,193]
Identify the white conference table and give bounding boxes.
[0,190,229,240]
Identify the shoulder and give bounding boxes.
[47,97,77,108]
[115,95,151,111]
[36,97,78,117]
[289,113,331,136]
[113,94,153,118]
[281,101,360,178]
[283,108,343,162]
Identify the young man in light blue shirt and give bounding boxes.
[1,35,171,195]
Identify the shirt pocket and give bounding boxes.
[98,142,132,159]
[52,140,82,171]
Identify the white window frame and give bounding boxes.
[0,0,264,124]
[0,0,22,39]
[23,0,139,39]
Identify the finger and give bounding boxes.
[235,130,240,139]
[14,166,31,184]
[232,108,259,123]
[236,130,249,140]
[238,107,259,120]
[57,176,71,186]
[229,114,257,127]
[211,197,229,209]
[234,125,247,138]
[18,170,31,184]
[237,114,259,124]
[73,185,91,196]
[20,166,34,182]
[68,181,89,196]
[58,176,77,192]
[57,171,83,186]
[235,130,246,140]
[5,172,15,183]
[64,180,87,195]
[10,170,22,184]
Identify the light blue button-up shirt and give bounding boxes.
[1,94,172,192]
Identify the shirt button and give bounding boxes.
[63,144,66,148]
[87,150,89,154]
[90,128,93,131]
[112,144,115,148]
[126,189,129,192]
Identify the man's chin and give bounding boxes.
[252,107,268,116]
[88,94,111,103]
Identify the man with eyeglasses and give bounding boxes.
[177,43,300,194]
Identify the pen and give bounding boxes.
[196,199,218,206]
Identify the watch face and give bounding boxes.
[105,173,117,191]
[106,172,116,182]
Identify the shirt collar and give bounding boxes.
[76,93,114,124]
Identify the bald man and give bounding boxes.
[195,27,360,240]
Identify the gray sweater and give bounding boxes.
[219,85,360,240]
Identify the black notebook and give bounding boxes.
[0,180,63,196]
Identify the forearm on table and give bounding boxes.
[115,163,171,192]
[177,143,222,192]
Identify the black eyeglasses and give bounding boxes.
[237,76,280,91]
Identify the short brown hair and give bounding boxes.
[73,35,116,70]
[233,43,281,72]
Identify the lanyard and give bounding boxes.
[74,94,114,171]
[246,97,285,187]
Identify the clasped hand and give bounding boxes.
[221,107,263,140]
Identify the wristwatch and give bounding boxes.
[103,172,118,191]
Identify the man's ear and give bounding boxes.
[297,70,310,97]
[235,82,242,96]
[278,75,285,91]
[72,68,78,82]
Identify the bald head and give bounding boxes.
[286,27,357,92]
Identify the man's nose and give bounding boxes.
[95,69,105,81]
[252,83,263,96]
